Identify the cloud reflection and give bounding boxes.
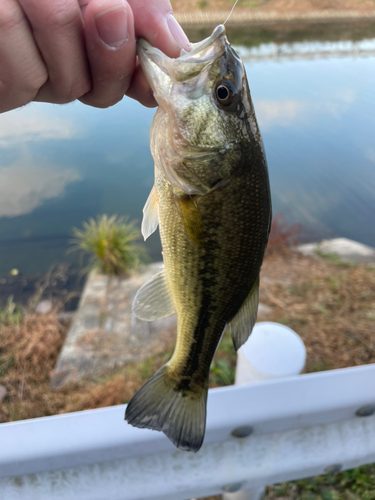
[0,106,78,146]
[0,163,80,217]
[256,99,303,129]
[256,90,357,130]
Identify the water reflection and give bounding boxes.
[0,106,78,146]
[0,161,80,218]
[0,26,374,277]
[248,54,375,249]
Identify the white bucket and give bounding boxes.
[235,321,306,385]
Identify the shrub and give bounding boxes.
[71,215,146,276]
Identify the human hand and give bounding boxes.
[0,0,190,113]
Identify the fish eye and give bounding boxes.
[215,83,234,106]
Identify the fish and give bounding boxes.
[125,25,272,452]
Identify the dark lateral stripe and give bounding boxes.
[176,234,222,390]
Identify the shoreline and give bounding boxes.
[175,9,375,27]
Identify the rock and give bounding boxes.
[297,238,375,264]
[0,385,7,402]
[35,300,53,314]
[51,264,177,388]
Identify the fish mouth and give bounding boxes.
[182,24,225,57]
[137,25,228,102]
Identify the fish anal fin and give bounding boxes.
[142,185,159,241]
[174,195,203,246]
[132,269,175,321]
[229,278,259,351]
[125,365,207,452]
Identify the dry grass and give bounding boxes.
[0,313,172,423]
[260,250,375,373]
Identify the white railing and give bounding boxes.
[0,325,374,500]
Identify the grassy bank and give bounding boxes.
[1,247,374,417]
[171,0,375,12]
[171,0,375,15]
[184,20,375,46]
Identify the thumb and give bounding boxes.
[128,0,190,57]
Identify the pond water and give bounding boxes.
[0,23,374,279]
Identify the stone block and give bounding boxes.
[51,263,176,388]
[297,238,375,264]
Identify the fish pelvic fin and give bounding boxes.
[125,365,207,452]
[229,277,259,351]
[142,185,159,241]
[132,268,175,321]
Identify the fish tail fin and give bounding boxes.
[125,365,207,452]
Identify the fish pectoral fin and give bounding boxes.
[141,185,159,241]
[125,365,207,452]
[174,195,203,246]
[228,278,259,351]
[132,269,175,321]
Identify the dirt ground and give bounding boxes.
[171,0,375,14]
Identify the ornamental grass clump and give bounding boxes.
[71,215,146,276]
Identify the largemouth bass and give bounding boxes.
[125,25,272,452]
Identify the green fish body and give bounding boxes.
[125,25,272,452]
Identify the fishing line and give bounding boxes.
[223,0,240,25]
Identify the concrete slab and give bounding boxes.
[51,263,176,388]
[297,238,375,264]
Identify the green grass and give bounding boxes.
[0,296,23,326]
[267,464,375,499]
[71,215,147,276]
[209,330,236,386]
[197,0,209,8]
[314,245,353,267]
[0,354,15,378]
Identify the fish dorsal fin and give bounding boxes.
[174,195,203,246]
[228,278,259,351]
[132,269,175,321]
[142,185,159,241]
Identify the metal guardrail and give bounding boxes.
[0,363,374,500]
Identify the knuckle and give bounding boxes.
[51,76,92,104]
[20,67,49,99]
[66,77,92,102]
[0,3,25,31]
[0,67,48,105]
[29,69,49,94]
[43,0,81,30]
[82,75,131,108]
[82,92,124,109]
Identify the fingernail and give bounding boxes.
[166,13,190,52]
[95,4,129,49]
